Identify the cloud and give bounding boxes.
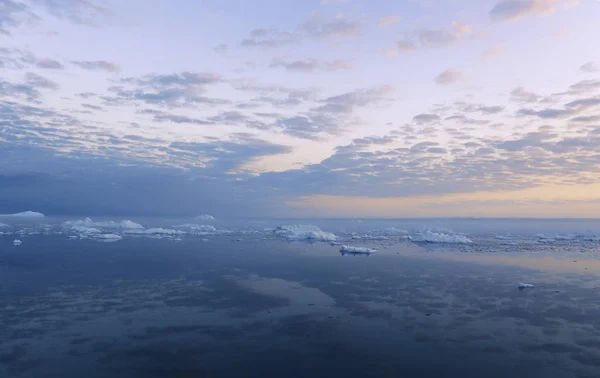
[105,72,226,108]
[435,68,465,85]
[0,79,42,102]
[510,86,542,103]
[269,58,352,73]
[300,16,361,39]
[396,40,417,52]
[213,43,228,55]
[517,107,572,119]
[72,60,119,72]
[489,0,562,22]
[241,28,298,48]
[0,0,38,35]
[240,15,360,49]
[36,58,64,69]
[380,16,400,27]
[0,0,113,35]
[579,62,600,74]
[269,58,320,73]
[413,113,441,125]
[418,22,472,48]
[25,72,59,90]
[483,47,504,61]
[33,0,114,26]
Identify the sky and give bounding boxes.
[1,0,600,218]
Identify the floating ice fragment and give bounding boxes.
[13,239,22,246]
[518,282,534,290]
[340,245,377,254]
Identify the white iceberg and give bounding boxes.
[195,214,216,220]
[13,239,23,246]
[173,224,218,234]
[518,282,534,289]
[274,225,338,242]
[124,228,182,235]
[414,230,472,244]
[340,245,377,254]
[0,211,45,218]
[63,218,144,230]
[95,234,122,242]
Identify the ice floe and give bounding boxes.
[414,230,473,244]
[0,211,45,218]
[340,245,377,254]
[274,225,337,242]
[13,239,22,246]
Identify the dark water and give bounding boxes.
[2,235,600,377]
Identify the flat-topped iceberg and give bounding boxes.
[274,225,337,242]
[63,218,144,230]
[0,211,45,218]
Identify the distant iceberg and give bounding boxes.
[63,218,144,230]
[0,223,8,228]
[195,214,216,220]
[124,228,182,236]
[414,230,472,244]
[174,224,217,232]
[518,282,534,290]
[0,211,45,218]
[274,225,338,242]
[13,239,23,246]
[340,245,377,254]
[95,234,122,242]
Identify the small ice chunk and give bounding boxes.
[13,239,23,246]
[1,211,45,218]
[340,245,377,254]
[518,282,534,290]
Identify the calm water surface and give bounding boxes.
[2,233,600,377]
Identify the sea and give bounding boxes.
[2,216,600,377]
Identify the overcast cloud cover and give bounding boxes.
[1,0,600,217]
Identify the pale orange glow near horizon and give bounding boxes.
[288,183,600,218]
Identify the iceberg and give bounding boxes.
[0,223,8,228]
[340,245,377,254]
[518,282,534,290]
[124,228,182,235]
[195,214,216,220]
[274,225,338,242]
[0,211,45,218]
[63,218,144,230]
[173,224,218,234]
[414,230,472,244]
[95,234,122,242]
[13,239,23,246]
